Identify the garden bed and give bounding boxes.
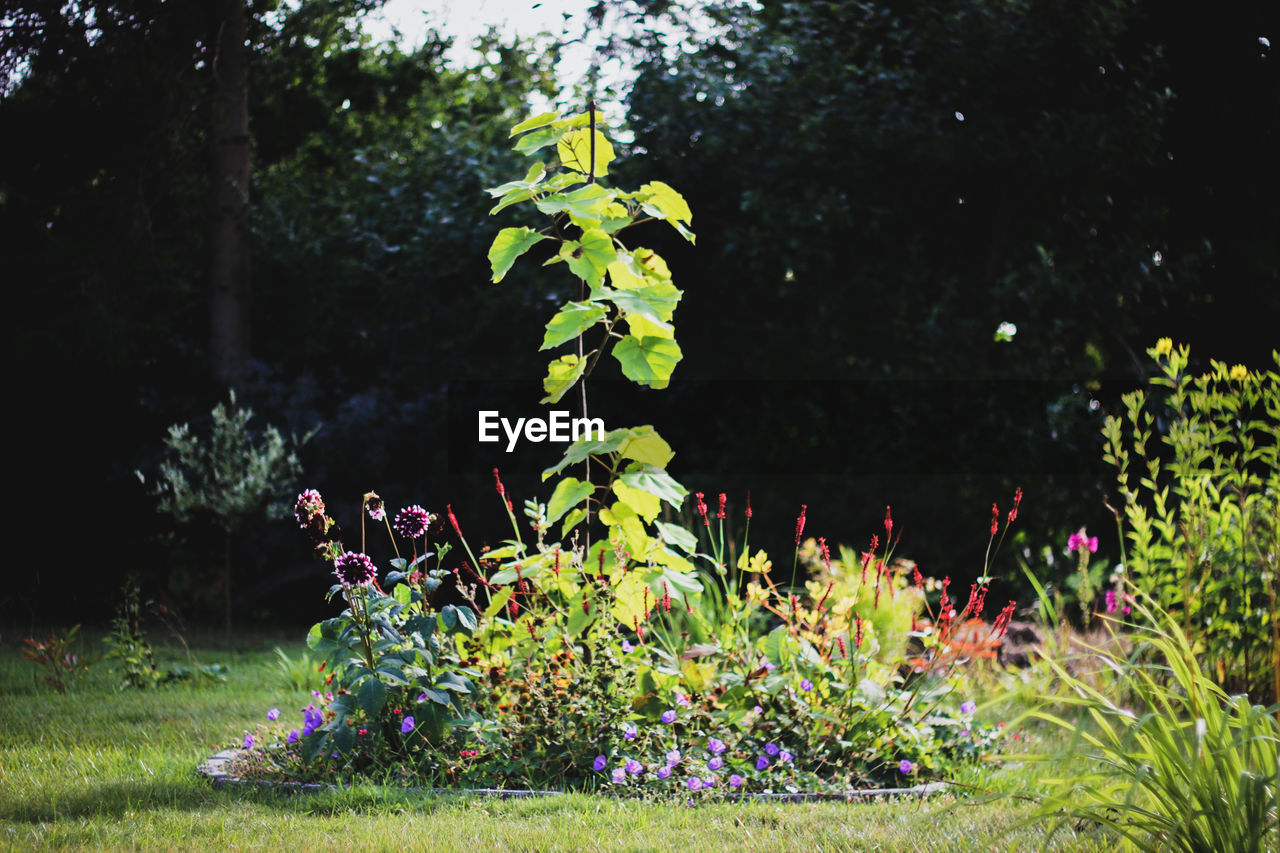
[197,748,952,803]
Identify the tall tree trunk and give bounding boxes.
[208,0,251,386]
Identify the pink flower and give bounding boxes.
[1068,528,1098,554]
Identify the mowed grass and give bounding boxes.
[0,628,1108,852]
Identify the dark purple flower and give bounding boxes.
[302,706,323,736]
[294,489,325,528]
[756,756,770,770]
[394,505,432,539]
[899,759,913,774]
[287,729,300,744]
[593,755,607,772]
[765,743,780,756]
[334,551,377,587]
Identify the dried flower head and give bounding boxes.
[362,491,385,521]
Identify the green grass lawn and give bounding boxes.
[0,628,1108,852]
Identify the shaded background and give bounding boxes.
[2,0,1276,629]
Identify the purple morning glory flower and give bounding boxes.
[623,724,637,741]
[243,733,254,749]
[266,708,280,721]
[752,705,763,714]
[765,743,780,756]
[661,709,677,724]
[657,766,672,779]
[708,737,726,754]
[401,716,415,734]
[780,750,794,763]
[666,749,681,765]
[621,639,634,652]
[961,701,977,714]
[899,759,913,774]
[703,776,716,787]
[625,759,643,775]
[611,767,626,784]
[593,755,608,772]
[708,756,724,771]
[687,777,703,791]
[729,774,744,787]
[301,706,323,737]
[800,678,813,691]
[960,729,970,737]
[756,756,770,770]
[287,729,300,744]
[675,692,691,707]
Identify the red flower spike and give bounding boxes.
[990,503,999,536]
[447,504,462,538]
[582,598,591,614]
[884,506,893,538]
[1008,487,1023,524]
[553,550,561,577]
[695,492,710,527]
[818,537,831,573]
[817,580,834,611]
[854,614,864,650]
[836,635,847,658]
[994,600,1017,638]
[717,493,727,520]
[661,580,672,612]
[912,567,924,589]
[745,492,752,519]
[795,504,807,545]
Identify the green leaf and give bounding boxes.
[541,301,607,351]
[619,462,688,508]
[617,426,674,468]
[357,676,387,716]
[561,506,588,536]
[510,111,561,135]
[638,181,695,243]
[558,128,615,177]
[488,227,545,283]
[612,479,661,523]
[547,476,595,523]
[593,284,679,329]
[541,354,586,405]
[656,520,698,554]
[613,335,682,388]
[560,228,615,289]
[513,125,562,155]
[418,687,452,706]
[534,183,614,223]
[435,671,473,694]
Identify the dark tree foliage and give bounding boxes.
[613,0,1278,589]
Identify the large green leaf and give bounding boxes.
[619,462,688,508]
[558,128,615,177]
[613,335,682,388]
[357,676,387,716]
[655,520,698,554]
[612,479,661,523]
[510,111,560,135]
[547,476,595,523]
[594,283,680,328]
[617,425,675,467]
[534,183,614,223]
[638,180,695,243]
[488,227,545,283]
[513,125,562,154]
[540,354,586,404]
[560,228,615,289]
[541,301,607,350]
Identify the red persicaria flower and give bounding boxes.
[492,468,513,512]
[582,597,591,614]
[394,505,432,539]
[819,537,831,572]
[294,490,325,529]
[854,614,864,650]
[447,504,462,537]
[884,506,893,537]
[695,492,709,526]
[717,493,727,520]
[745,492,752,519]
[1008,487,1022,524]
[553,550,561,577]
[990,503,999,536]
[795,504,807,544]
[993,600,1017,637]
[661,580,672,612]
[912,567,924,589]
[836,635,847,658]
[817,580,834,611]
[334,551,377,587]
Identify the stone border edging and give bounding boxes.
[199,748,952,802]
